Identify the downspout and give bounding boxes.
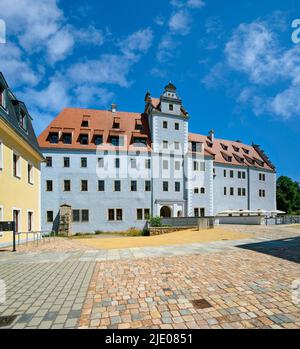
[247,166,250,210]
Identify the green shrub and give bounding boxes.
[95,230,104,235]
[142,228,150,236]
[149,216,162,227]
[125,228,143,236]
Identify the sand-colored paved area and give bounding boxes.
[73,228,252,250]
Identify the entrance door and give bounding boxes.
[160,206,171,218]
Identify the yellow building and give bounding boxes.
[0,72,44,246]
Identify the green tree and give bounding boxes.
[277,176,300,214]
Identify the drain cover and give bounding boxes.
[0,315,18,328]
[191,299,212,309]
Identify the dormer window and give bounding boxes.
[221,143,228,151]
[79,134,89,145]
[94,135,103,146]
[135,120,143,131]
[0,87,5,108]
[62,133,72,144]
[221,152,232,162]
[49,132,59,144]
[169,104,174,111]
[113,121,120,129]
[20,110,27,130]
[133,137,147,147]
[110,136,120,146]
[81,120,89,127]
[242,148,250,154]
[233,146,240,152]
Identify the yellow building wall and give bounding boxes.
[0,120,42,245]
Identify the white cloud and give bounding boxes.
[156,34,179,62]
[204,17,300,120]
[187,0,205,9]
[118,28,153,60]
[46,27,75,63]
[169,10,191,35]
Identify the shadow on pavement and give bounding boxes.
[237,236,300,263]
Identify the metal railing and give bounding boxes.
[15,230,57,246]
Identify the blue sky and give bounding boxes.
[0,0,300,181]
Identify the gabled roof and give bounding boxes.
[189,133,275,172]
[38,108,152,152]
[0,72,43,158]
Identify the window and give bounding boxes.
[20,111,27,130]
[194,188,199,194]
[230,170,234,178]
[175,123,179,130]
[163,121,168,129]
[242,188,246,196]
[94,135,103,146]
[110,136,120,146]
[193,161,198,171]
[64,157,70,168]
[64,180,71,192]
[98,158,104,168]
[242,172,246,179]
[163,181,169,192]
[194,208,199,217]
[131,181,137,192]
[230,187,234,196]
[13,210,20,232]
[98,180,105,192]
[259,189,266,197]
[115,158,120,168]
[163,160,169,170]
[174,142,180,150]
[145,180,151,192]
[13,153,21,178]
[27,212,33,231]
[130,158,137,169]
[116,209,123,221]
[81,180,88,192]
[192,142,197,152]
[163,140,168,149]
[133,138,147,147]
[72,210,80,222]
[221,143,228,151]
[200,162,205,171]
[81,210,89,222]
[27,163,33,184]
[137,209,143,220]
[259,173,266,181]
[193,161,205,171]
[81,120,89,127]
[108,209,115,221]
[0,87,5,108]
[62,133,72,144]
[49,132,59,144]
[81,157,87,168]
[47,211,54,223]
[169,104,174,111]
[175,161,181,171]
[238,171,241,179]
[224,187,227,195]
[200,208,205,217]
[46,180,53,192]
[144,209,150,220]
[135,122,143,131]
[175,182,180,192]
[238,188,242,196]
[145,159,151,169]
[113,121,120,129]
[224,169,227,177]
[114,180,121,192]
[46,157,52,167]
[0,140,3,170]
[200,187,205,194]
[79,134,89,145]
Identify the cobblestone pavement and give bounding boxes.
[0,225,299,329]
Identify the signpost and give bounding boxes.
[0,221,16,252]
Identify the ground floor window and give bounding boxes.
[81,210,89,222]
[13,209,20,232]
[28,211,33,231]
[72,210,80,222]
[137,208,150,220]
[194,208,205,217]
[47,211,54,223]
[108,209,123,221]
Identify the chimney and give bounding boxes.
[208,129,215,142]
[111,103,117,113]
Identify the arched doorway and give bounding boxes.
[177,210,183,217]
[160,206,171,218]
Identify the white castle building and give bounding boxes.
[38,83,276,233]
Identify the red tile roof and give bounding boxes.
[38,108,275,172]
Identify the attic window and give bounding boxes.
[19,110,27,131]
[233,146,240,152]
[94,135,103,146]
[245,156,255,165]
[221,143,228,151]
[49,132,59,144]
[206,141,213,148]
[254,158,265,167]
[79,134,89,145]
[233,153,244,163]
[62,133,72,144]
[242,148,250,154]
[169,104,174,111]
[81,120,89,127]
[133,137,147,147]
[135,120,143,131]
[0,87,5,108]
[221,152,232,162]
[110,136,121,146]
